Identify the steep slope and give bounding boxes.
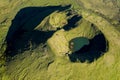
[0,0,120,80]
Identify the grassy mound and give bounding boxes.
[49,11,68,28]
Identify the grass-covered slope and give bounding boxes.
[77,0,120,23]
[0,0,120,80]
[0,0,78,79]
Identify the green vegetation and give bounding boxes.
[65,19,99,40]
[47,19,99,56]
[49,11,68,29]
[0,0,120,80]
[81,9,120,50]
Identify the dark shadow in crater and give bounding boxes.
[63,15,82,31]
[6,30,55,57]
[68,33,108,63]
[5,5,71,57]
[6,5,71,42]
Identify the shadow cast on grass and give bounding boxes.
[5,5,71,57]
[68,34,108,63]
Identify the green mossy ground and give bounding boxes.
[0,0,120,80]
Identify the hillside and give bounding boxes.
[0,0,120,80]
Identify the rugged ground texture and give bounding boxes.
[0,0,120,80]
